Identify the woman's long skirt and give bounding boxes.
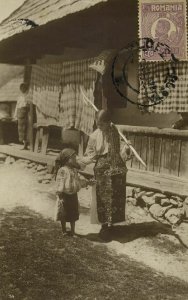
[94,155,127,225]
[17,107,28,142]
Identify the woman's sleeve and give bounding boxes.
[85,134,97,158]
[77,134,97,169]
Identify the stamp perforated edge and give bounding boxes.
[138,0,188,61]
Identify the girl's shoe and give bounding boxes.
[68,231,77,238]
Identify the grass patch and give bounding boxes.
[0,207,188,300]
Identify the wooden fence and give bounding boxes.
[119,125,188,180]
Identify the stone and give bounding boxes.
[47,164,54,174]
[17,159,29,164]
[145,191,155,197]
[171,195,184,202]
[127,197,137,206]
[36,169,47,175]
[37,164,47,172]
[142,196,155,207]
[136,191,146,199]
[32,164,38,169]
[126,186,134,198]
[27,164,34,169]
[162,205,173,214]
[42,179,50,184]
[160,198,170,206]
[165,208,185,225]
[184,197,188,205]
[178,202,183,208]
[0,153,7,161]
[44,174,53,180]
[132,187,141,197]
[152,193,166,203]
[15,159,28,167]
[149,204,164,218]
[5,156,15,165]
[183,203,188,218]
[170,199,179,207]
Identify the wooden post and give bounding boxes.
[0,122,4,145]
[24,59,34,151]
[29,102,34,151]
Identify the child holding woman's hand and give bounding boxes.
[54,148,91,237]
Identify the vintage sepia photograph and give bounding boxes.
[0,0,188,299]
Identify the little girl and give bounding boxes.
[54,148,90,237]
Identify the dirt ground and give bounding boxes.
[0,163,188,298]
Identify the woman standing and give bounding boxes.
[83,110,131,236]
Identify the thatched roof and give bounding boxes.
[0,74,24,102]
[0,0,108,42]
[0,0,137,64]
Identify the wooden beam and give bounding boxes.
[127,168,188,197]
[118,125,188,138]
[0,145,54,165]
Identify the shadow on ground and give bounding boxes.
[81,222,188,249]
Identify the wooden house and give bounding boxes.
[0,0,187,196]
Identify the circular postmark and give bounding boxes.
[111,38,179,107]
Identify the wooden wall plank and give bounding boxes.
[129,134,136,168]
[160,138,172,175]
[132,135,142,170]
[170,139,181,177]
[179,140,188,179]
[123,132,130,169]
[140,136,148,171]
[147,136,155,172]
[153,137,162,173]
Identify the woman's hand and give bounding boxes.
[87,178,96,186]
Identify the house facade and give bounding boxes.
[0,0,188,195]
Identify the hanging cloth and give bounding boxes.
[138,61,188,113]
[59,58,98,135]
[30,64,62,119]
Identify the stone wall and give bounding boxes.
[127,186,188,226]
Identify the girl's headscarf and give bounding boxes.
[54,148,76,179]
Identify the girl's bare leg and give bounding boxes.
[70,222,75,236]
[61,220,66,234]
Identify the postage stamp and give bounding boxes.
[138,0,188,61]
